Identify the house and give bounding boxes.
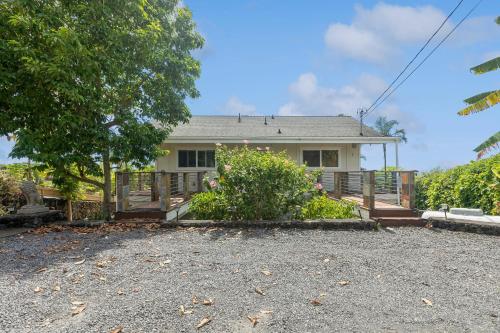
[156,115,399,191]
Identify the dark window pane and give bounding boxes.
[303,150,320,167]
[322,150,339,167]
[197,151,206,167]
[178,150,187,167]
[206,150,215,167]
[188,150,196,167]
[179,150,196,167]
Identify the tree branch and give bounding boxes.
[64,169,105,189]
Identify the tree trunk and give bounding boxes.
[102,149,113,221]
[67,198,73,223]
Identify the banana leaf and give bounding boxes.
[470,57,500,75]
[458,90,500,116]
[474,131,500,159]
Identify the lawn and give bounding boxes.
[0,226,499,332]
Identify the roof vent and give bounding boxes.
[238,113,241,123]
[278,128,282,134]
[264,116,268,125]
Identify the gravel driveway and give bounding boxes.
[0,226,499,332]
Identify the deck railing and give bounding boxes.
[115,171,207,213]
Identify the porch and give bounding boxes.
[114,170,417,221]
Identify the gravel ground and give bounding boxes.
[0,226,499,333]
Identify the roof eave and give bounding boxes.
[164,136,399,144]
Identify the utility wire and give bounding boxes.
[365,0,483,118]
[364,0,464,114]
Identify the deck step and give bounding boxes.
[374,217,426,227]
[371,208,418,218]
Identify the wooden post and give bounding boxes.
[116,172,124,212]
[333,172,346,199]
[123,172,130,211]
[151,172,159,202]
[138,172,144,191]
[183,172,190,200]
[362,171,375,211]
[400,171,416,209]
[159,171,171,212]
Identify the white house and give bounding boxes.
[156,115,399,191]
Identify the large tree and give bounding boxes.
[374,116,407,175]
[457,17,499,159]
[0,1,203,219]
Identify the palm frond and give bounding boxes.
[458,90,500,116]
[474,131,500,159]
[464,91,495,105]
[470,57,500,75]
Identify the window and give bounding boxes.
[322,150,339,167]
[303,149,339,168]
[197,150,215,167]
[178,150,196,167]
[303,150,320,167]
[178,149,215,168]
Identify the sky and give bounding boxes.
[1,0,498,171]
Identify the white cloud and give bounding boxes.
[278,72,423,133]
[222,96,258,115]
[324,3,496,64]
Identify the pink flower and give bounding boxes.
[256,146,262,151]
[209,180,218,188]
[215,142,222,147]
[314,183,323,190]
[224,164,232,172]
[243,139,249,145]
[265,146,270,151]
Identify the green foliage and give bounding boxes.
[188,191,229,220]
[0,0,203,218]
[189,146,323,221]
[0,171,24,215]
[415,155,500,215]
[300,196,356,219]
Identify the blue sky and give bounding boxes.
[1,0,498,171]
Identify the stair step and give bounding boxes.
[371,209,418,218]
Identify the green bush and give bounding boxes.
[189,145,322,220]
[301,195,356,219]
[189,191,229,220]
[0,171,24,215]
[415,155,500,215]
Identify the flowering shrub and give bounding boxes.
[190,145,323,220]
[300,196,356,219]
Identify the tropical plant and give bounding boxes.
[189,145,323,220]
[415,155,500,215]
[457,17,499,159]
[0,0,203,219]
[188,191,229,220]
[374,116,407,175]
[300,196,356,220]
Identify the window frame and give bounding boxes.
[301,148,341,169]
[177,149,216,169]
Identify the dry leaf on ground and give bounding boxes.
[52,285,61,292]
[247,315,259,327]
[310,299,322,306]
[422,298,433,306]
[196,316,212,329]
[71,305,86,316]
[260,310,273,314]
[74,259,86,265]
[179,305,193,315]
[71,300,84,306]
[192,295,199,304]
[261,270,272,276]
[117,289,124,295]
[109,326,123,333]
[338,280,350,286]
[33,286,43,293]
[255,287,265,296]
[202,298,214,306]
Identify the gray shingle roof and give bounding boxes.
[166,115,384,139]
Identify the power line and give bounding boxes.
[365,0,483,118]
[365,0,465,114]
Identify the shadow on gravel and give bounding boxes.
[0,228,157,281]
[198,227,277,241]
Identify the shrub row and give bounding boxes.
[415,154,499,215]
